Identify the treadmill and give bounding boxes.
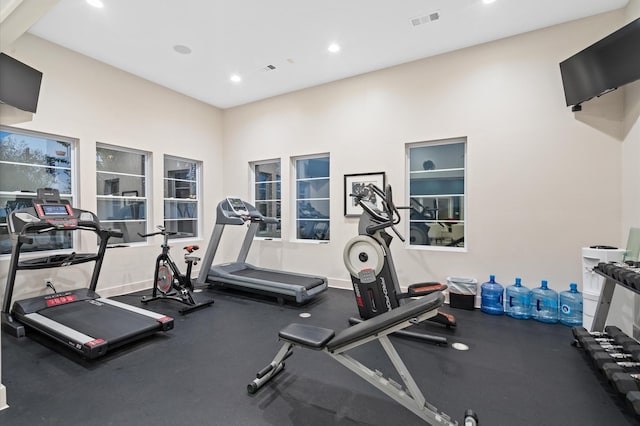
[1,188,174,359]
[196,197,328,304]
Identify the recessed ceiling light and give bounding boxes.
[173,45,192,55]
[230,74,242,83]
[86,0,104,8]
[328,43,340,53]
[482,0,496,4]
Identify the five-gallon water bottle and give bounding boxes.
[505,277,531,319]
[559,283,583,327]
[530,280,558,323]
[480,275,504,315]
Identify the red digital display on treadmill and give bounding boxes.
[45,295,77,306]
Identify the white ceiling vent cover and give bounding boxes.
[410,11,440,27]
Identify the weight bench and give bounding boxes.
[247,293,478,425]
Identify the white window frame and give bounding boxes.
[0,125,77,256]
[96,143,150,244]
[163,155,201,240]
[250,158,282,240]
[406,138,467,252]
[292,153,330,242]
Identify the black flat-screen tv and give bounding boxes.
[560,18,640,109]
[0,53,43,113]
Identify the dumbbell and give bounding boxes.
[626,391,640,418]
[619,269,640,290]
[572,326,623,348]
[591,346,640,370]
[603,361,640,381]
[580,333,635,358]
[610,372,640,395]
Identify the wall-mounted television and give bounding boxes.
[0,53,43,113]
[560,18,640,110]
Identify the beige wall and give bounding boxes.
[222,8,637,320]
[0,7,637,327]
[0,34,224,302]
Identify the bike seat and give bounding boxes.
[184,245,199,253]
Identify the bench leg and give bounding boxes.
[330,335,459,425]
[247,342,293,394]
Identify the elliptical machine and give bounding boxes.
[344,183,455,345]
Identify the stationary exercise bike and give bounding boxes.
[344,183,456,345]
[139,226,214,314]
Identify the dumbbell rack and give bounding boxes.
[574,261,640,419]
[591,262,640,332]
[573,325,640,418]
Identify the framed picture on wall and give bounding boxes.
[344,172,386,216]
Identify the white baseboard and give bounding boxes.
[0,384,8,411]
[96,280,152,298]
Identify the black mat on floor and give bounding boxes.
[0,287,636,425]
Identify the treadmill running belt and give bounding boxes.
[41,300,161,343]
[230,268,324,289]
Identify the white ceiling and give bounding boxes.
[27,0,629,109]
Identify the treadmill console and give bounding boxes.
[32,188,78,228]
[226,197,250,217]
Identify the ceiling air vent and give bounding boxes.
[410,11,440,27]
[261,64,277,72]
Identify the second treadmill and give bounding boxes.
[196,198,328,304]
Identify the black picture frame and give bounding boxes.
[344,172,386,216]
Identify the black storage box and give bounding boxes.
[449,292,475,310]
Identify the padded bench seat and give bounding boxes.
[278,292,444,352]
[279,323,335,349]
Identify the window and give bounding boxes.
[252,160,281,238]
[407,138,466,249]
[0,126,75,255]
[294,155,330,241]
[96,145,148,243]
[164,156,200,238]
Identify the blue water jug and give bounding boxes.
[480,275,504,315]
[530,280,558,323]
[505,277,531,320]
[559,283,583,327]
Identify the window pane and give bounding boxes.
[1,193,74,255]
[253,160,281,239]
[1,128,75,256]
[255,182,280,200]
[255,200,280,219]
[99,220,146,244]
[164,158,197,181]
[0,132,71,167]
[164,179,196,199]
[0,163,71,193]
[97,199,146,221]
[164,200,197,219]
[297,179,330,199]
[97,173,146,197]
[408,141,465,248]
[96,148,145,175]
[164,219,197,236]
[409,143,464,171]
[297,200,329,219]
[409,171,464,196]
[296,157,329,179]
[255,162,281,181]
[297,220,330,240]
[163,156,199,239]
